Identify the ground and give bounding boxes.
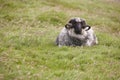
[0,0,120,80]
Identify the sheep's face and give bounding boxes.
[65,18,90,34]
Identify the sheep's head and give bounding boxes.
[65,18,91,34]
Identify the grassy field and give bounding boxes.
[0,0,120,80]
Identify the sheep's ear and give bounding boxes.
[65,23,72,29]
[84,25,91,31]
[65,24,69,29]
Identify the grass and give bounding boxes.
[0,0,120,80]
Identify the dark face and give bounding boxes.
[65,18,89,34]
[69,19,82,34]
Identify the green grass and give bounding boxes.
[0,0,120,80]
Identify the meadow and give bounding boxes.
[0,0,120,80]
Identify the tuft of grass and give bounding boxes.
[37,10,68,25]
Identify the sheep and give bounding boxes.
[56,17,98,47]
